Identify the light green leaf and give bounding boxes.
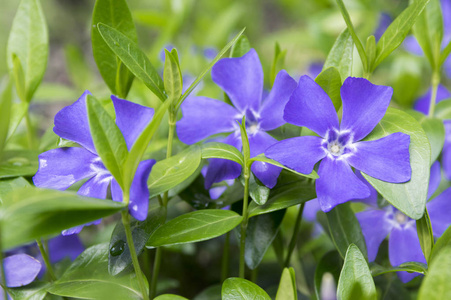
[434,99,451,120]
[315,67,342,111]
[230,35,251,58]
[148,145,201,198]
[155,295,188,300]
[222,278,271,300]
[7,0,48,102]
[244,173,270,206]
[365,35,376,72]
[163,49,183,102]
[323,29,354,81]
[275,268,297,300]
[251,155,319,179]
[6,102,28,141]
[0,188,125,249]
[146,210,242,247]
[362,107,430,220]
[47,243,144,299]
[97,22,165,101]
[0,150,39,179]
[239,116,250,161]
[201,142,244,166]
[8,282,49,300]
[11,54,26,102]
[0,79,12,156]
[416,208,435,263]
[270,42,287,86]
[430,223,451,263]
[418,246,451,299]
[370,261,428,276]
[92,0,137,97]
[0,177,30,204]
[86,95,128,188]
[337,244,376,300]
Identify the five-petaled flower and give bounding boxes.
[33,91,156,234]
[266,76,412,212]
[177,49,297,189]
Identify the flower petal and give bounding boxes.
[303,199,321,222]
[53,90,96,153]
[442,121,451,180]
[428,161,441,199]
[129,160,155,221]
[316,157,370,212]
[48,235,84,264]
[177,96,239,144]
[413,84,451,115]
[3,254,41,287]
[427,187,451,236]
[356,209,392,261]
[340,77,393,141]
[78,173,112,199]
[258,70,297,131]
[284,75,339,137]
[347,132,411,183]
[111,96,154,150]
[353,171,379,207]
[265,136,326,175]
[389,225,425,283]
[211,49,263,113]
[62,220,102,236]
[204,133,242,189]
[33,148,98,190]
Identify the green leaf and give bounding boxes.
[408,110,444,163]
[362,107,431,220]
[91,0,137,97]
[434,99,451,120]
[109,206,166,275]
[222,278,271,300]
[326,203,367,260]
[314,251,342,300]
[418,246,451,299]
[7,0,48,102]
[148,145,201,198]
[244,173,270,206]
[323,29,354,81]
[146,210,242,247]
[365,35,376,72]
[0,177,30,204]
[374,0,430,69]
[251,155,318,179]
[193,284,222,300]
[416,208,434,263]
[175,28,246,110]
[97,22,165,101]
[275,267,297,300]
[47,243,144,299]
[201,142,244,166]
[6,102,28,141]
[315,67,342,111]
[370,261,428,276]
[86,95,128,188]
[11,54,26,102]
[0,79,12,155]
[337,244,376,300]
[430,222,451,263]
[270,42,287,86]
[248,177,316,218]
[239,116,251,161]
[245,210,285,269]
[163,49,183,101]
[230,35,251,58]
[0,188,125,249]
[155,295,188,300]
[0,150,39,179]
[8,282,49,300]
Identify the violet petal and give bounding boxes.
[427,187,451,236]
[3,254,41,287]
[356,209,392,261]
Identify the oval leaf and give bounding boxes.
[251,155,318,179]
[315,67,342,111]
[201,142,244,166]
[418,246,451,299]
[323,29,353,81]
[276,268,297,300]
[222,278,271,300]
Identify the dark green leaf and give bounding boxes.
[362,107,431,220]
[245,210,285,269]
[251,155,319,179]
[97,23,165,101]
[8,282,48,300]
[315,67,342,111]
[430,224,451,263]
[416,208,434,263]
[109,206,166,275]
[0,150,39,179]
[314,251,342,300]
[47,243,144,299]
[243,172,270,205]
[163,49,183,101]
[418,246,451,299]
[276,267,297,300]
[370,261,428,276]
[230,35,251,58]
[146,210,242,247]
[323,29,353,81]
[326,203,367,260]
[91,0,137,97]
[337,244,376,300]
[86,95,128,188]
[148,145,201,198]
[201,142,244,166]
[222,278,271,300]
[0,188,125,249]
[7,0,48,102]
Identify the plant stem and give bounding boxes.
[284,203,305,267]
[36,239,56,282]
[122,211,148,300]
[149,247,162,299]
[24,111,35,149]
[428,71,440,117]
[221,232,230,282]
[239,165,250,278]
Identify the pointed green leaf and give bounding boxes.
[416,208,435,263]
[419,246,451,299]
[365,35,376,72]
[230,35,251,58]
[370,261,427,276]
[97,22,165,101]
[163,49,183,101]
[11,54,26,102]
[7,0,48,102]
[201,142,244,166]
[243,173,270,205]
[430,223,451,263]
[276,268,297,300]
[323,29,354,81]
[315,67,342,111]
[271,42,287,86]
[0,79,12,156]
[251,155,319,179]
[222,278,271,300]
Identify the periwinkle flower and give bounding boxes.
[177,49,297,189]
[266,76,411,212]
[357,161,451,283]
[0,254,41,299]
[33,91,156,234]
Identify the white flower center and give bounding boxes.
[247,123,258,134]
[327,141,343,156]
[395,211,408,224]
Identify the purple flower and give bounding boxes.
[33,91,156,233]
[357,161,451,283]
[0,254,41,299]
[374,13,392,41]
[176,49,297,189]
[266,76,411,212]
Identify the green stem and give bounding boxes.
[221,232,230,282]
[122,211,149,300]
[239,165,251,279]
[428,71,441,117]
[36,239,56,282]
[284,203,305,267]
[149,247,162,299]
